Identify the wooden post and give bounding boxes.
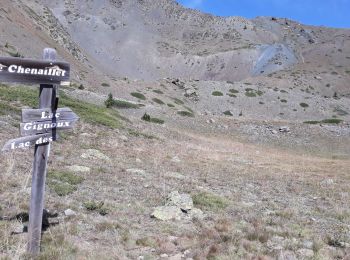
[27,48,57,254]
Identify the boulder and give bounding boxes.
[166,191,193,212]
[151,206,182,221]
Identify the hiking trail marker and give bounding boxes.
[0,48,78,255]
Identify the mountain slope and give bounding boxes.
[7,0,348,83]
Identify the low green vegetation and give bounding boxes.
[183,106,194,113]
[83,201,104,211]
[172,98,184,105]
[48,170,84,185]
[192,192,229,211]
[167,103,175,108]
[105,93,140,109]
[321,119,343,124]
[60,92,122,129]
[101,82,110,87]
[303,121,320,125]
[128,129,156,139]
[153,89,164,94]
[0,84,123,129]
[0,101,20,116]
[48,170,84,197]
[244,88,263,97]
[245,91,256,97]
[141,113,164,124]
[300,102,309,108]
[131,92,146,100]
[48,182,77,196]
[177,110,194,117]
[223,110,233,116]
[83,201,108,215]
[227,93,237,98]
[152,98,165,105]
[229,89,239,94]
[304,119,343,125]
[8,51,23,58]
[212,91,223,96]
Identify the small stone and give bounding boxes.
[12,223,24,234]
[160,254,169,258]
[138,256,144,260]
[321,179,334,186]
[126,168,146,175]
[183,250,191,257]
[209,118,215,123]
[171,156,181,163]
[81,149,110,162]
[302,240,314,249]
[315,76,322,80]
[169,253,182,260]
[64,209,76,217]
[151,206,182,221]
[119,135,128,141]
[297,249,314,258]
[279,126,290,133]
[271,130,278,134]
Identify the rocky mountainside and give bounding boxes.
[0,0,348,123]
[1,0,349,82]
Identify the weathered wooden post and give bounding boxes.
[0,48,78,255]
[27,48,57,254]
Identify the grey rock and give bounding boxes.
[126,168,146,175]
[12,223,24,234]
[64,209,76,216]
[171,156,181,163]
[169,253,182,260]
[302,240,314,249]
[119,135,128,141]
[81,149,110,162]
[320,179,334,186]
[279,126,290,133]
[166,191,193,211]
[188,208,204,220]
[151,206,182,221]
[297,249,314,258]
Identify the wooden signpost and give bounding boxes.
[0,48,77,255]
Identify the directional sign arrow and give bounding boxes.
[20,118,78,136]
[22,107,79,123]
[2,132,57,152]
[0,56,70,85]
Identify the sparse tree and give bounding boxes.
[105,93,114,108]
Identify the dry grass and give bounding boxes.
[0,116,349,259]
